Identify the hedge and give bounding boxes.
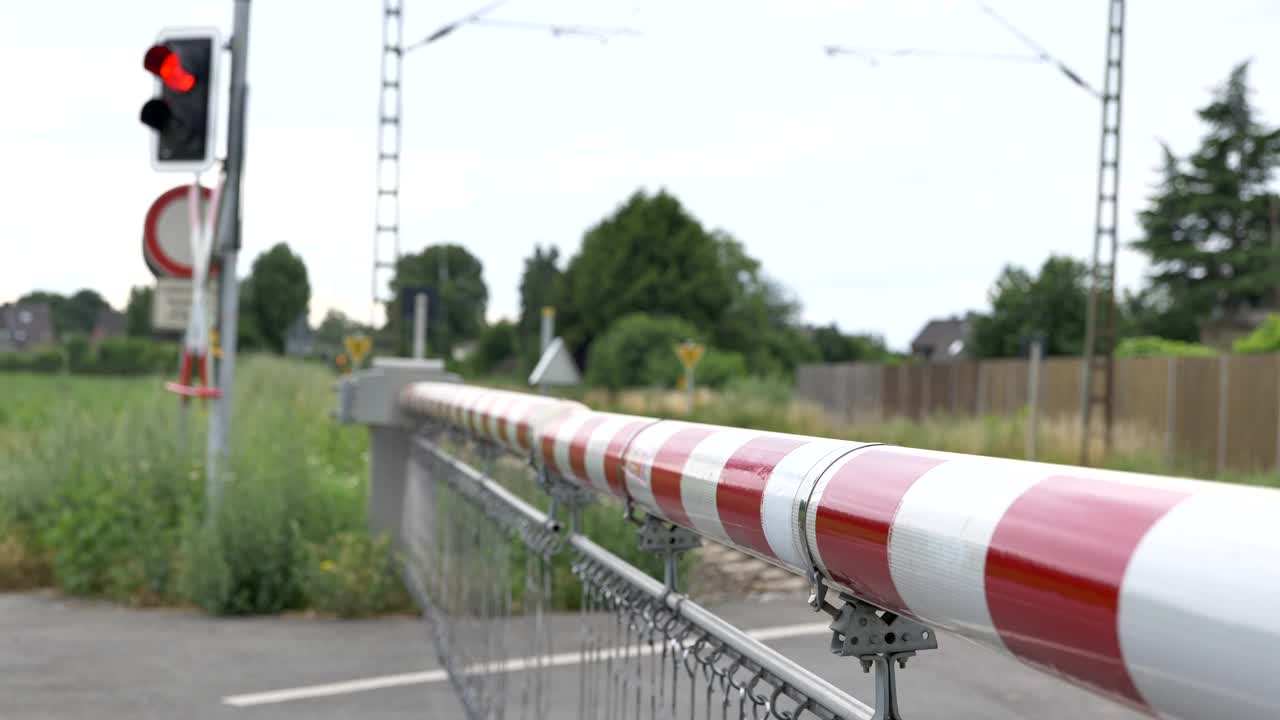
[0,337,180,376]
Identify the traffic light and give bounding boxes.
[140,28,221,172]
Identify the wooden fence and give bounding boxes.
[796,354,1280,474]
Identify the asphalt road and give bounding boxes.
[1,590,1143,720]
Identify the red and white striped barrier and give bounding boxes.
[400,382,1280,720]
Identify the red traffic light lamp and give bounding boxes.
[139,28,220,173]
[144,45,196,92]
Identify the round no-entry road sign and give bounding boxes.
[143,185,220,279]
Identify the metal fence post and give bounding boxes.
[1026,339,1043,461]
[1217,355,1230,476]
[834,363,849,419]
[921,364,932,418]
[412,292,427,359]
[1165,356,1177,469]
[976,361,988,417]
[950,362,959,416]
[206,0,252,506]
[1275,354,1280,473]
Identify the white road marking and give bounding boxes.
[222,621,832,708]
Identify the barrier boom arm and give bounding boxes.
[401,381,1280,720]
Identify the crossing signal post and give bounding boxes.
[140,28,221,172]
[137,9,250,511]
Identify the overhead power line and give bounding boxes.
[975,1,1101,99]
[405,0,508,52]
[824,44,1043,67]
[406,2,639,52]
[824,2,1101,101]
[469,17,641,42]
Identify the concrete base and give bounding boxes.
[334,356,457,542]
[368,426,410,541]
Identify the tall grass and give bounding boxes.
[0,357,409,615]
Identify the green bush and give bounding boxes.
[1233,315,1280,354]
[145,341,180,373]
[0,348,64,373]
[1118,335,1217,358]
[177,356,367,614]
[300,531,410,617]
[586,313,700,389]
[695,349,748,389]
[96,337,153,374]
[64,334,93,373]
[0,336,179,376]
[27,350,64,373]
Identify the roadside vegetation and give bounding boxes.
[519,375,1277,488]
[0,356,410,616]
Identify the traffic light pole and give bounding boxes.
[207,0,251,507]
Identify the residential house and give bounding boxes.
[92,307,127,342]
[284,314,315,356]
[910,314,974,362]
[1199,306,1271,350]
[0,302,56,352]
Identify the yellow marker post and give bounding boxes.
[674,340,705,413]
[344,335,372,369]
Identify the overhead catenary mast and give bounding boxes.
[370,2,638,331]
[1078,0,1125,466]
[372,0,404,327]
[827,2,1124,465]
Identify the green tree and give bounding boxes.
[518,244,562,369]
[970,255,1090,358]
[125,286,153,337]
[810,323,895,363]
[314,310,370,355]
[558,190,737,364]
[709,230,812,374]
[468,320,520,377]
[1132,62,1280,334]
[389,244,487,358]
[559,190,815,376]
[242,243,310,354]
[1119,285,1200,342]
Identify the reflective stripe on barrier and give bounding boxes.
[399,381,1280,720]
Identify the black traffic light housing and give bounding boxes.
[140,28,221,172]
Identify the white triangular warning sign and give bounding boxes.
[529,337,581,387]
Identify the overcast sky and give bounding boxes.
[3,0,1279,350]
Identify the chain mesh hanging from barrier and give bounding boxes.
[403,433,872,720]
[403,433,560,720]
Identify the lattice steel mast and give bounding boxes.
[372,0,404,325]
[1080,0,1125,465]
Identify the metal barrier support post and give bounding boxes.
[810,575,937,720]
[635,512,701,593]
[535,467,594,534]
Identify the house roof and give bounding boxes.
[0,302,56,351]
[910,314,973,360]
[92,307,127,339]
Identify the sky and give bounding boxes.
[3,1,1280,350]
